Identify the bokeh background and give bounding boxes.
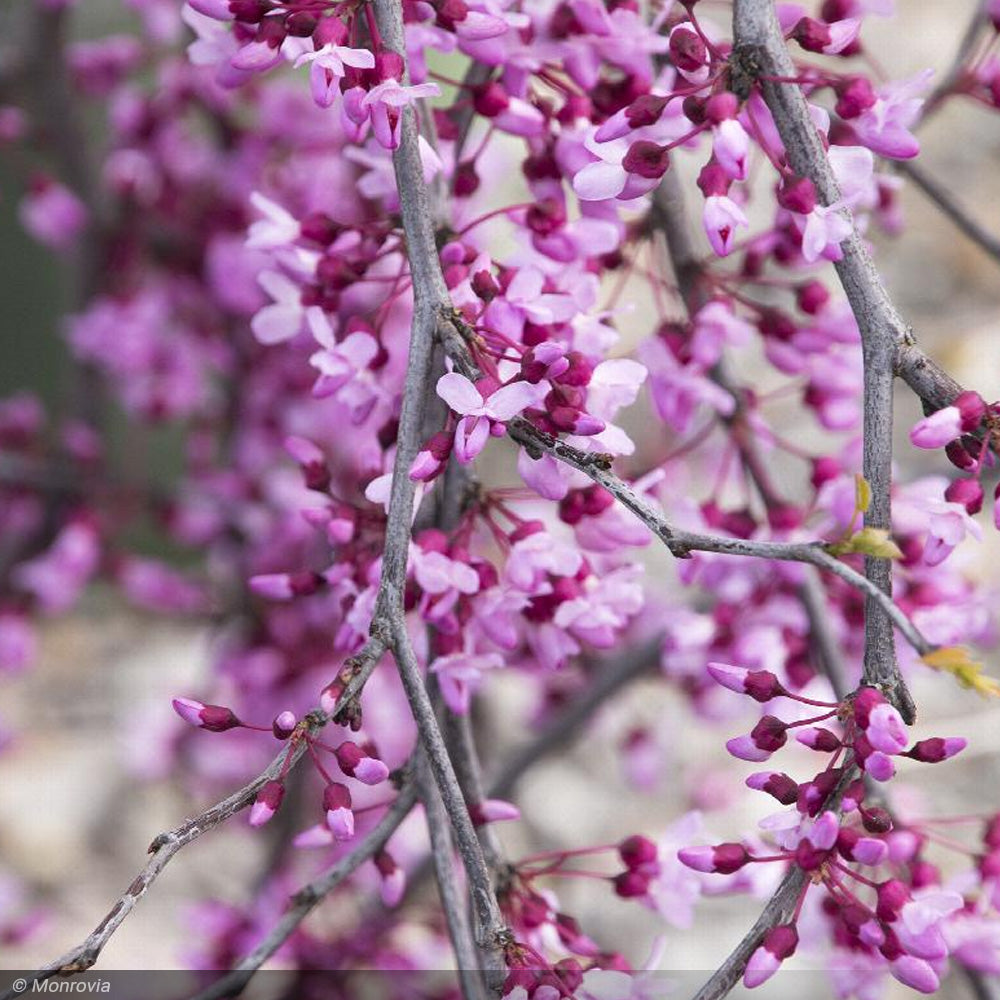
[2,1,1000,996]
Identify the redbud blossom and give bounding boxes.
[249,780,284,826]
[374,850,405,907]
[334,741,390,785]
[677,843,750,874]
[172,698,241,732]
[323,782,355,840]
[272,710,296,740]
[744,924,798,988]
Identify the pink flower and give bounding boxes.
[910,406,962,449]
[251,271,307,345]
[744,925,798,988]
[436,372,546,463]
[712,120,750,181]
[799,203,854,262]
[852,69,933,160]
[703,195,749,257]
[295,44,376,108]
[573,132,670,202]
[249,780,285,827]
[362,79,440,150]
[431,651,503,714]
[19,179,88,250]
[923,497,981,566]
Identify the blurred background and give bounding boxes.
[2,0,1000,996]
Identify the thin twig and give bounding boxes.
[896,159,1000,268]
[417,753,490,1000]
[393,625,509,990]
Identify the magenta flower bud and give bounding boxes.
[272,710,296,740]
[284,435,330,492]
[172,697,241,732]
[619,835,658,870]
[860,805,893,835]
[750,715,788,752]
[323,782,354,840]
[613,870,651,898]
[796,280,830,316]
[697,163,731,198]
[910,406,962,449]
[249,571,323,601]
[374,850,405,907]
[744,924,798,988]
[852,686,886,728]
[903,737,967,763]
[622,140,671,180]
[792,17,833,53]
[837,827,888,866]
[726,735,773,762]
[862,751,895,782]
[470,799,520,825]
[746,771,799,805]
[668,25,706,73]
[335,741,389,785]
[678,843,750,874]
[795,727,842,752]
[876,879,911,922]
[865,702,908,754]
[890,956,939,994]
[706,662,749,692]
[472,80,509,117]
[777,175,817,215]
[249,780,285,827]
[945,477,984,514]
[625,94,669,129]
[704,91,739,123]
[954,390,987,431]
[835,76,877,119]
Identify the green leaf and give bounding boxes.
[854,474,872,515]
[827,527,903,560]
[922,646,1000,697]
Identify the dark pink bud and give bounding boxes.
[792,17,832,53]
[375,51,404,82]
[704,91,739,123]
[984,814,1000,849]
[777,175,817,215]
[272,710,296,739]
[619,835,658,869]
[453,160,480,197]
[797,280,830,315]
[335,741,390,785]
[860,805,893,835]
[795,727,842,752]
[249,780,285,826]
[669,25,706,73]
[944,478,983,514]
[852,686,886,728]
[473,81,510,117]
[613,870,651,898]
[835,76,877,119]
[903,737,966,763]
[172,698,241,732]
[625,94,669,128]
[954,390,987,431]
[697,163,731,197]
[744,924,798,988]
[622,140,670,179]
[750,715,788,752]
[811,455,841,488]
[876,879,910,922]
[746,771,799,805]
[678,842,750,874]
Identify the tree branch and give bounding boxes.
[416,753,490,1000]
[731,0,915,720]
[392,626,508,991]
[896,159,1000,268]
